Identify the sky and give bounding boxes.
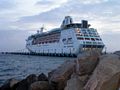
[0,0,120,52]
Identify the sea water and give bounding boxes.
[0,54,76,85]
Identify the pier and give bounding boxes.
[0,51,77,57]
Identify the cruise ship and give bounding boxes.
[26,16,104,56]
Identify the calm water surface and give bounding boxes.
[0,54,76,85]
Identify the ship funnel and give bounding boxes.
[61,16,73,28]
[81,20,88,28]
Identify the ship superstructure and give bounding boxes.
[26,16,104,56]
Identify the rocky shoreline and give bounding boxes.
[0,50,120,90]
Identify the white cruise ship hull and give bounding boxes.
[26,28,104,56]
[26,28,80,56]
[26,16,104,56]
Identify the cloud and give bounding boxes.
[36,0,67,6]
[17,0,120,31]
[0,0,120,52]
[77,0,109,4]
[0,0,15,10]
[36,0,54,5]
[0,0,68,31]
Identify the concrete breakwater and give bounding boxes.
[0,50,120,90]
[0,52,77,57]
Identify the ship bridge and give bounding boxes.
[60,16,90,29]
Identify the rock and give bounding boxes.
[26,74,38,84]
[0,78,19,90]
[78,75,90,85]
[84,54,120,90]
[71,73,89,85]
[38,73,48,81]
[48,60,76,90]
[0,85,9,90]
[16,74,37,90]
[65,74,84,90]
[16,79,28,90]
[30,81,49,90]
[76,50,100,75]
[0,82,10,90]
[9,79,19,88]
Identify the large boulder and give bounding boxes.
[30,81,49,90]
[0,78,19,90]
[48,60,76,90]
[77,74,90,85]
[38,73,48,81]
[76,50,100,75]
[26,74,38,85]
[16,79,28,90]
[84,54,120,90]
[16,74,37,90]
[64,74,84,90]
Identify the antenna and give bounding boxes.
[40,24,47,33]
[37,30,40,34]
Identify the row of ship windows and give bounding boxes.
[76,33,99,37]
[32,40,59,45]
[77,37,102,41]
[75,29,99,37]
[32,48,76,53]
[28,33,60,40]
[35,38,60,42]
[82,45,104,48]
[76,28,97,32]
[33,34,60,45]
[34,35,60,40]
[75,28,97,33]
[32,38,73,45]
[82,31,98,34]
[83,42,103,45]
[81,48,102,52]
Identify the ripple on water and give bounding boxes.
[0,54,76,85]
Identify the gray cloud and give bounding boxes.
[0,0,120,52]
[0,0,16,10]
[18,0,120,24]
[18,8,65,24]
[36,0,54,5]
